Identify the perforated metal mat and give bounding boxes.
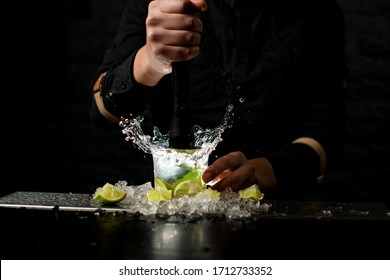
[0,192,112,212]
[0,191,389,221]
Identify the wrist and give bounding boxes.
[134,46,170,86]
[249,158,277,192]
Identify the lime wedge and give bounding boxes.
[147,178,173,201]
[172,168,205,189]
[173,180,203,197]
[93,182,127,205]
[202,188,221,200]
[238,184,264,201]
[155,177,172,191]
[146,188,172,201]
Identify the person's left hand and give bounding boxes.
[202,151,277,193]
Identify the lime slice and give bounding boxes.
[146,188,172,201]
[238,184,264,201]
[93,182,127,205]
[173,180,203,197]
[202,188,221,200]
[155,177,172,191]
[147,178,173,201]
[172,168,205,189]
[166,148,197,155]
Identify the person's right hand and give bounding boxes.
[139,0,207,78]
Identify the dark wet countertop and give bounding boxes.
[1,191,389,260]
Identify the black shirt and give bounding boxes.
[89,0,348,195]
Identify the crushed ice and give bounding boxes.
[111,180,270,219]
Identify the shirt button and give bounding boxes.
[121,82,127,89]
[236,85,241,92]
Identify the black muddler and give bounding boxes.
[169,61,195,149]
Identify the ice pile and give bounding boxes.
[113,181,271,219]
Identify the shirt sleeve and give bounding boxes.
[88,0,154,130]
[265,1,348,192]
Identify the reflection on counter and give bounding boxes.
[0,191,389,260]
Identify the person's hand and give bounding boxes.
[145,0,207,73]
[202,151,278,193]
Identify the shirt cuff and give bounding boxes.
[265,143,321,192]
[100,52,153,118]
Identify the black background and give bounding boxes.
[3,0,390,206]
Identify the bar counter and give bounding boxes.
[1,191,389,260]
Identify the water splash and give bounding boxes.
[119,104,234,158]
